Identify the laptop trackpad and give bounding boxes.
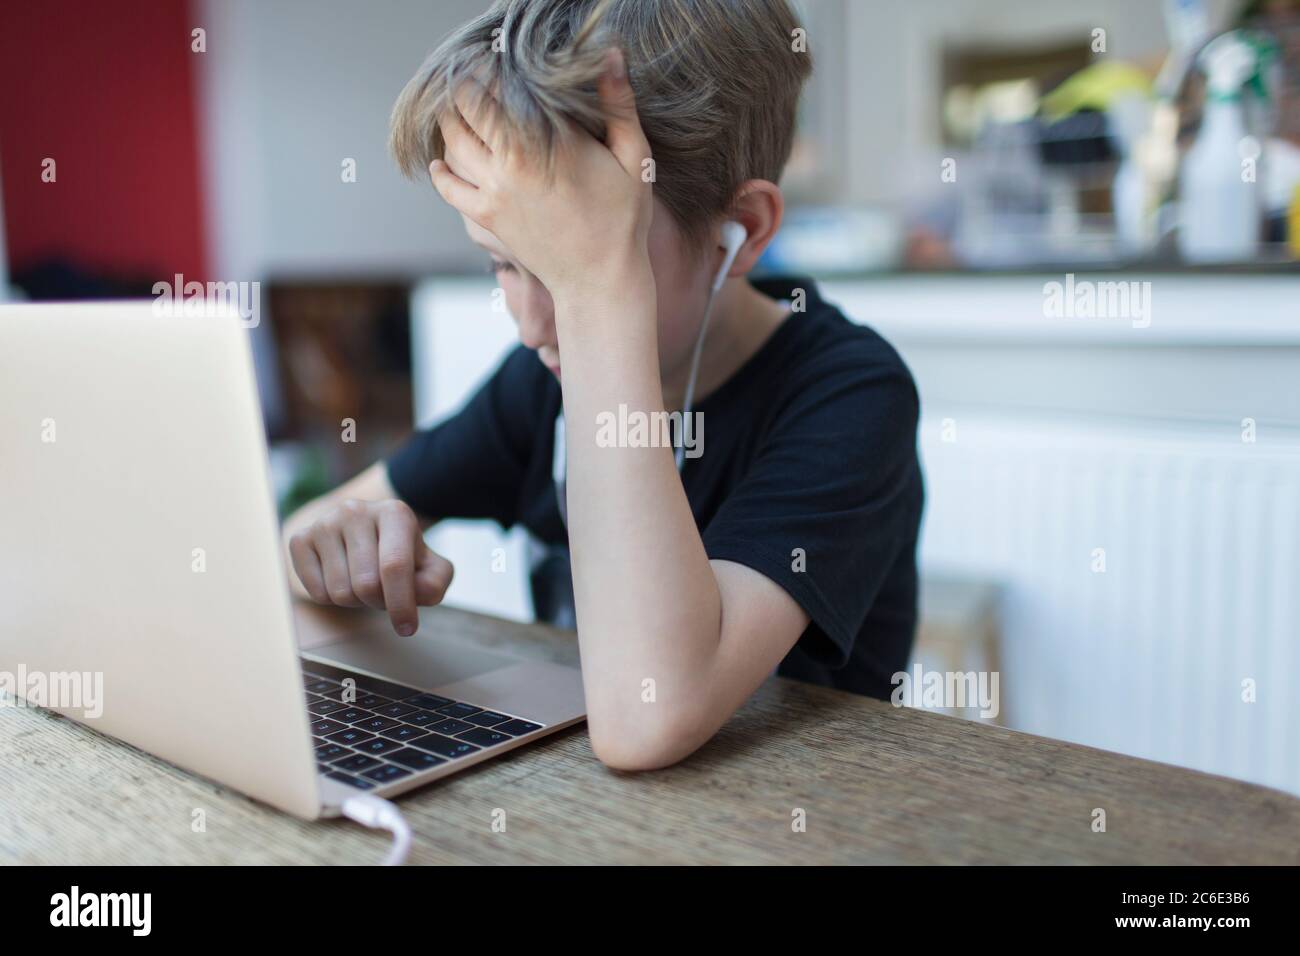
[306,631,511,691]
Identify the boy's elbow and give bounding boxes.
[586,709,706,772]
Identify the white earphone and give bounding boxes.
[714,220,748,292]
[677,219,747,469]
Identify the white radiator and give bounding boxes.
[917,412,1300,795]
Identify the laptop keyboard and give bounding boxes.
[300,660,545,791]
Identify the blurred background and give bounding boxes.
[2,0,1298,794]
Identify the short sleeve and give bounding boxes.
[700,358,921,668]
[386,346,549,528]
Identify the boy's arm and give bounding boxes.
[430,55,810,769]
[553,275,809,770]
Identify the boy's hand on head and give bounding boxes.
[287,499,454,637]
[430,48,654,303]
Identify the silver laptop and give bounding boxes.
[0,301,585,819]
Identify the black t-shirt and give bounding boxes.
[387,277,924,700]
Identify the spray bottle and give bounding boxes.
[1178,31,1262,263]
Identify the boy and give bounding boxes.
[283,0,923,770]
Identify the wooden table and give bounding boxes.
[3,604,1298,865]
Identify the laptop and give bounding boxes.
[0,301,586,819]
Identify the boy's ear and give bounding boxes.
[725,181,784,276]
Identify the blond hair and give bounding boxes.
[390,0,812,249]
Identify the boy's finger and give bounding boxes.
[312,528,361,607]
[438,107,492,187]
[414,546,454,606]
[289,535,329,604]
[596,47,649,172]
[342,519,385,610]
[451,77,505,153]
[429,159,491,227]
[376,508,418,636]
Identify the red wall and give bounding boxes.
[0,0,209,281]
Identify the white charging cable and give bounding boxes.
[341,793,412,866]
